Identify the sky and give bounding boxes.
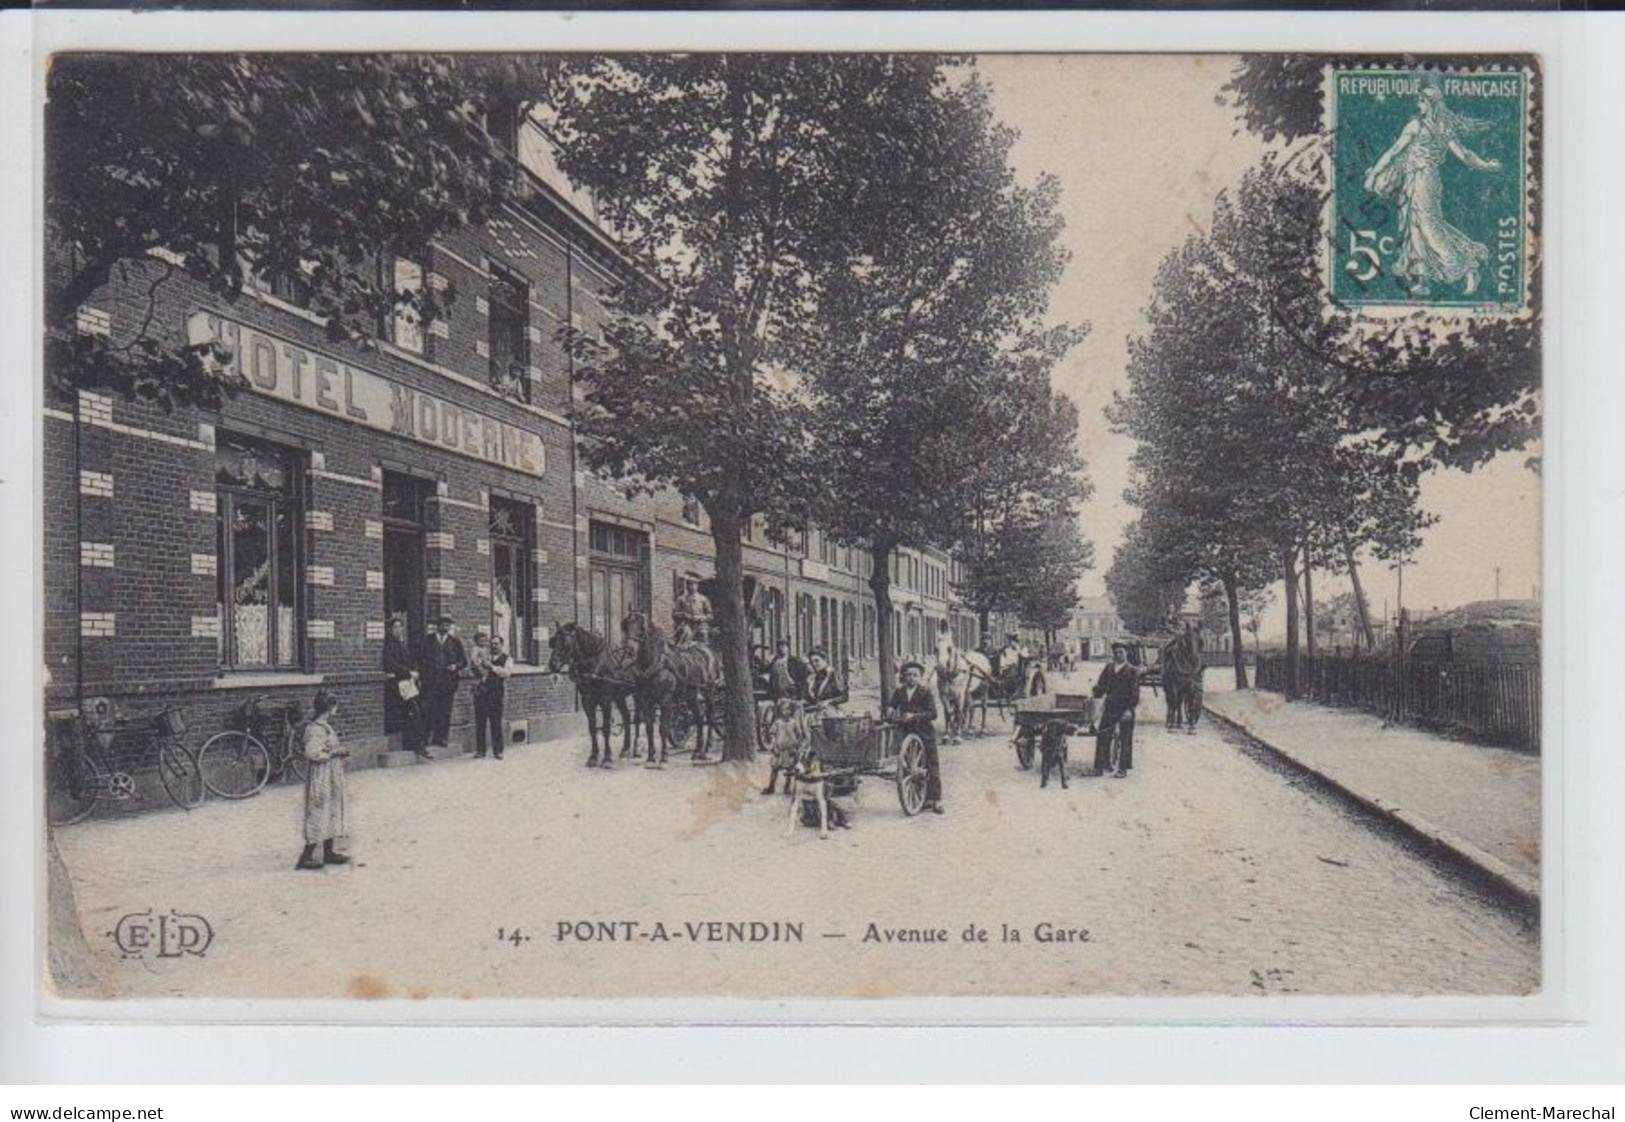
[976,54,1541,630]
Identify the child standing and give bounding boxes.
[760,698,807,796]
[296,689,350,871]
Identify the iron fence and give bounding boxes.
[1254,653,1540,751]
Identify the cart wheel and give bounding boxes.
[895,732,928,816]
[755,703,774,752]
[1013,730,1035,770]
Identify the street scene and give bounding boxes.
[40,51,1541,1002]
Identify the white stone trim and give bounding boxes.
[79,470,114,498]
[477,580,491,600]
[312,467,381,491]
[74,390,209,452]
[80,542,114,568]
[306,565,335,587]
[428,319,450,340]
[365,620,386,641]
[476,538,490,556]
[191,615,220,639]
[475,296,490,317]
[81,612,115,638]
[364,519,384,540]
[190,489,216,514]
[426,577,456,596]
[474,339,490,359]
[75,306,111,337]
[365,570,384,591]
[190,553,217,577]
[307,619,336,639]
[425,531,456,551]
[307,510,335,532]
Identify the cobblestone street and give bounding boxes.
[51,672,1538,1001]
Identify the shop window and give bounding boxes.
[489,497,537,664]
[215,432,305,670]
[489,265,531,403]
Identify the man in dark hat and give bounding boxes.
[887,659,943,813]
[1090,641,1141,777]
[418,613,469,750]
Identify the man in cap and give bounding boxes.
[887,659,944,813]
[418,613,469,750]
[383,614,427,757]
[1090,640,1141,777]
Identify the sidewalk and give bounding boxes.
[1204,683,1540,908]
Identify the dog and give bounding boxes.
[1039,719,1073,789]
[786,745,831,839]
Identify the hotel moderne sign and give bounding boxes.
[188,311,546,478]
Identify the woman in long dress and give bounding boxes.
[296,689,350,871]
[1363,85,1503,297]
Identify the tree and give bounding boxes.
[784,68,1089,698]
[1220,57,1542,474]
[46,54,550,409]
[550,55,987,758]
[1240,587,1273,658]
[1109,169,1431,695]
[1103,517,1191,638]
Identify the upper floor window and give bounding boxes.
[681,496,702,527]
[489,265,531,403]
[380,254,426,355]
[246,258,316,310]
[215,432,305,670]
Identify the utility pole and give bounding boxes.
[1494,566,1501,600]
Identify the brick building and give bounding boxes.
[43,107,980,786]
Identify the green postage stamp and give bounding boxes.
[1329,66,1533,313]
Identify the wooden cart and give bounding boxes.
[1010,692,1099,770]
[807,713,933,816]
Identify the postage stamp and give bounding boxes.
[1328,65,1533,313]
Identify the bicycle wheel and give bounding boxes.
[279,726,308,784]
[47,747,104,826]
[198,730,271,799]
[157,739,206,809]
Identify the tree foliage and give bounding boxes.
[795,69,1090,692]
[46,53,550,409]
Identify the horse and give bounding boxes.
[1159,627,1204,734]
[621,610,721,766]
[928,646,999,737]
[546,622,640,767]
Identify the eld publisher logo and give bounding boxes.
[105,909,213,959]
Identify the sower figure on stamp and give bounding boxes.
[888,660,944,815]
[418,613,468,750]
[470,631,512,759]
[296,689,350,871]
[1090,640,1140,778]
[383,615,427,758]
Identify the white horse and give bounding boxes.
[927,639,995,741]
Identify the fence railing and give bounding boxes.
[1254,653,1540,751]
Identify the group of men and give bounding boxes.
[382,614,512,759]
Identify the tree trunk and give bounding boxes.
[708,509,757,762]
[1221,570,1248,690]
[1343,533,1376,652]
[869,540,898,701]
[1303,545,1316,660]
[1282,545,1300,698]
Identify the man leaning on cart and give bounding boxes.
[887,660,944,814]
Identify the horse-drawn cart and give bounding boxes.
[807,714,934,816]
[1010,692,1099,770]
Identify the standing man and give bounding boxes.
[470,632,512,759]
[418,613,468,751]
[887,660,943,814]
[1090,640,1141,778]
[382,615,426,758]
[768,639,796,702]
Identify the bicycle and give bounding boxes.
[196,694,308,800]
[46,697,205,826]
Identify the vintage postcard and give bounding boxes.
[36,45,1545,1013]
